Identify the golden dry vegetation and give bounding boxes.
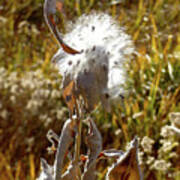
[0,0,180,179]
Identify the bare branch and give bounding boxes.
[47,129,59,142]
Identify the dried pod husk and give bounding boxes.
[106,137,143,180]
[82,118,102,180]
[37,118,77,180]
[54,118,77,180]
[44,0,81,54]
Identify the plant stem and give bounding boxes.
[74,117,82,163]
[74,100,82,179]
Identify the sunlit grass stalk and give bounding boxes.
[111,4,116,17]
[29,154,35,180]
[75,0,81,16]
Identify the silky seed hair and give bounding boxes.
[53,12,134,111]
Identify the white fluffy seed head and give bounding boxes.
[53,12,134,112]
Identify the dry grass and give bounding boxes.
[0,0,180,179]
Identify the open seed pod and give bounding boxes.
[44,0,134,112]
[37,118,78,180]
[106,137,143,180]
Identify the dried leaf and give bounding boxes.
[46,129,59,154]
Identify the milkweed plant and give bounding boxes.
[0,0,180,180]
[37,0,141,179]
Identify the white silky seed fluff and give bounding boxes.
[52,12,134,111]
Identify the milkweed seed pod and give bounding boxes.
[106,137,143,180]
[44,0,134,112]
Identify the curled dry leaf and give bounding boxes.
[47,129,59,142]
[46,129,59,154]
[106,137,143,180]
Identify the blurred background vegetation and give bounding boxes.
[0,0,180,179]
